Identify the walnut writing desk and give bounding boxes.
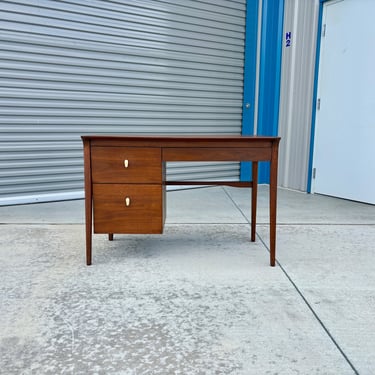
[82,135,280,266]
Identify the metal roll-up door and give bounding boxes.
[278,0,319,192]
[0,0,247,205]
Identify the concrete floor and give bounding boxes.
[0,186,374,374]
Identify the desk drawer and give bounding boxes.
[91,147,161,183]
[163,147,272,161]
[93,184,164,234]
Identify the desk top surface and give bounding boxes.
[82,134,280,146]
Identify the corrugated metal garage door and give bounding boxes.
[0,0,246,205]
[278,0,319,192]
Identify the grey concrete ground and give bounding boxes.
[0,186,374,375]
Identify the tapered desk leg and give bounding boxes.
[269,142,279,267]
[251,161,258,242]
[85,202,92,266]
[83,140,92,266]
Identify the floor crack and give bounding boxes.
[223,186,360,374]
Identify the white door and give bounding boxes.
[312,0,375,204]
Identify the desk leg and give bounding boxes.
[251,161,258,242]
[269,144,279,267]
[85,199,92,265]
[108,233,114,241]
[83,140,92,266]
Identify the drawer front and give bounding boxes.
[93,184,164,234]
[91,147,162,183]
[163,147,272,161]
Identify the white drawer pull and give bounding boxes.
[124,159,129,168]
[125,197,131,207]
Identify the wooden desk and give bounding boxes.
[82,135,280,266]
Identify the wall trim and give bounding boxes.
[307,0,327,192]
[257,0,284,183]
[0,191,84,206]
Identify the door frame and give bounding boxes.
[241,0,285,183]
